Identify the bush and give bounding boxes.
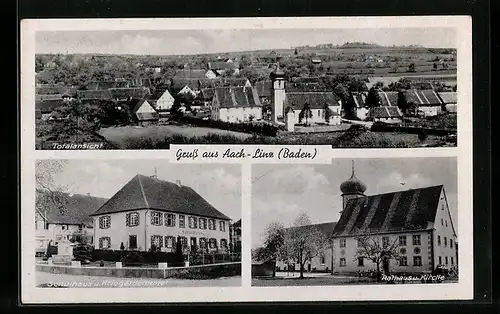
[177,115,279,137]
[92,249,186,265]
[121,251,144,266]
[73,244,93,264]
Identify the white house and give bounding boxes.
[367,106,403,123]
[211,86,263,123]
[153,89,175,111]
[125,98,159,126]
[35,191,108,255]
[284,92,342,125]
[90,175,231,253]
[438,92,457,113]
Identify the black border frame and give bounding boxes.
[14,0,492,311]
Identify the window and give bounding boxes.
[439,256,442,265]
[151,235,163,248]
[220,239,228,249]
[340,258,346,267]
[151,212,163,226]
[412,235,421,246]
[165,236,176,249]
[99,216,111,229]
[179,215,185,228]
[399,256,408,266]
[413,256,422,266]
[317,109,321,117]
[450,239,453,249]
[382,236,390,247]
[339,239,346,248]
[438,235,441,245]
[451,257,454,265]
[444,237,448,246]
[199,237,207,249]
[188,216,198,229]
[179,236,188,249]
[399,235,407,246]
[445,220,448,227]
[199,218,207,230]
[441,218,444,226]
[165,213,176,227]
[208,219,216,230]
[126,212,139,227]
[190,237,197,248]
[99,237,111,249]
[209,238,217,249]
[445,256,448,265]
[62,225,66,230]
[219,221,226,232]
[129,235,137,249]
[357,257,364,266]
[44,220,49,230]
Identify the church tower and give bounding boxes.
[270,64,286,122]
[339,161,367,215]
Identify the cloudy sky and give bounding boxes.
[36,28,456,55]
[251,157,457,248]
[37,160,241,221]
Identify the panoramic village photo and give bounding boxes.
[35,28,458,149]
[34,159,242,287]
[251,158,458,286]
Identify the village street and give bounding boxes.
[36,271,241,288]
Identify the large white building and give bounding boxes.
[210,86,263,123]
[90,174,231,253]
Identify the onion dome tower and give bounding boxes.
[270,63,286,123]
[340,161,367,214]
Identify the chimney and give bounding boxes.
[176,180,182,187]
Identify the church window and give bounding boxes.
[445,220,448,227]
[339,239,346,248]
[339,258,346,267]
[441,218,444,226]
[412,235,421,246]
[413,256,422,266]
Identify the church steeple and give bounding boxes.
[340,160,367,214]
[270,63,286,123]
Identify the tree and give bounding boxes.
[342,92,357,119]
[334,84,349,105]
[282,213,329,279]
[365,87,382,108]
[175,236,185,266]
[298,102,313,126]
[354,234,399,281]
[36,160,69,222]
[433,62,438,70]
[323,103,334,123]
[70,229,92,245]
[254,222,285,277]
[408,63,416,72]
[397,91,409,115]
[294,48,298,55]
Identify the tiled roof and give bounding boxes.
[254,81,272,98]
[368,106,403,119]
[231,219,241,228]
[378,91,399,107]
[77,89,112,100]
[90,174,230,220]
[285,92,341,110]
[437,92,457,104]
[351,92,367,108]
[198,78,249,89]
[404,90,443,106]
[286,222,337,238]
[332,185,444,236]
[171,78,200,91]
[410,81,434,90]
[173,69,208,79]
[208,62,238,70]
[214,87,262,109]
[35,99,65,113]
[108,87,150,100]
[36,190,108,226]
[200,88,215,100]
[36,94,63,101]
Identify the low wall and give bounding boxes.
[36,262,241,279]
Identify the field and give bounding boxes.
[100,124,454,149]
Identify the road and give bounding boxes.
[36,271,241,288]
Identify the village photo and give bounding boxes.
[34,159,242,287]
[251,158,458,286]
[34,27,458,149]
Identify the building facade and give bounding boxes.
[90,175,231,253]
[210,86,263,123]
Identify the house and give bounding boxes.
[35,190,108,255]
[208,62,240,76]
[437,92,457,113]
[367,106,403,123]
[170,78,201,93]
[35,99,65,120]
[347,92,369,120]
[90,175,231,253]
[311,59,322,64]
[211,86,263,123]
[150,89,175,112]
[229,219,241,253]
[177,85,198,99]
[284,92,342,125]
[125,98,159,126]
[276,222,337,273]
[331,169,457,275]
[378,91,399,107]
[404,89,444,117]
[286,83,328,93]
[199,88,216,107]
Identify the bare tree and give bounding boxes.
[354,234,399,281]
[283,213,329,279]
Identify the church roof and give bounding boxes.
[286,222,337,238]
[333,185,444,237]
[214,86,262,108]
[284,92,340,110]
[90,174,230,220]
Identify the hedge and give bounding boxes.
[92,249,184,266]
[371,121,456,136]
[177,115,279,137]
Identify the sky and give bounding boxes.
[251,157,458,248]
[37,160,241,221]
[35,28,456,55]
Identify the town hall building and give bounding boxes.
[90,174,232,253]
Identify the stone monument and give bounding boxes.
[52,239,74,265]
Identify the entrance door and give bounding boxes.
[190,237,197,251]
[129,235,137,249]
[308,263,312,272]
[383,259,390,274]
